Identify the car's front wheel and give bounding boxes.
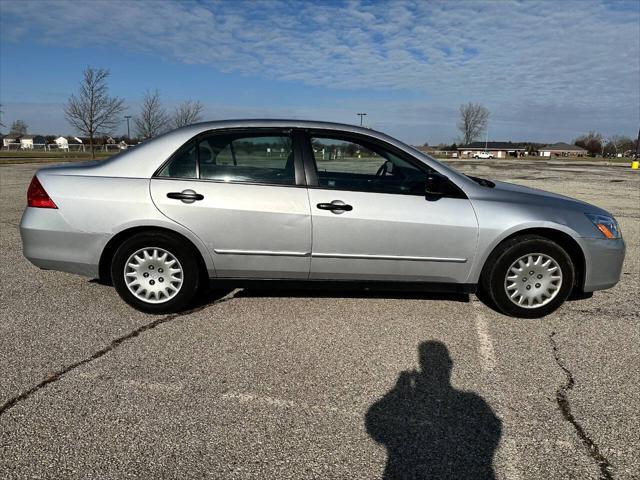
[111,231,201,314]
[481,235,574,318]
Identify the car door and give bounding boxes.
[150,129,312,279]
[303,132,478,283]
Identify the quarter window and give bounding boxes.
[156,141,197,179]
[310,135,431,194]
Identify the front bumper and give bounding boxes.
[20,207,106,278]
[581,237,626,292]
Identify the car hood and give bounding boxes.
[485,180,610,216]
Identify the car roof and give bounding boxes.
[187,118,373,131]
[81,119,409,178]
[38,119,476,188]
[172,119,393,141]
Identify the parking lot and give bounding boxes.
[0,159,638,479]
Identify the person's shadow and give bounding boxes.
[365,341,501,479]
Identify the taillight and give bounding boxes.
[27,176,57,209]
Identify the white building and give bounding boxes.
[53,136,69,150]
[20,135,46,149]
[2,136,20,148]
[538,142,588,157]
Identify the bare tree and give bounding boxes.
[172,100,204,128]
[457,103,489,145]
[574,131,603,156]
[604,135,634,156]
[134,90,169,139]
[65,67,125,159]
[9,119,28,136]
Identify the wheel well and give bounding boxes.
[98,226,208,285]
[482,228,586,293]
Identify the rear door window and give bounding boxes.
[199,134,295,185]
[156,131,296,186]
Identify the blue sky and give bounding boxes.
[1,0,638,144]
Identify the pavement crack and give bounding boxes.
[0,290,238,417]
[549,332,614,480]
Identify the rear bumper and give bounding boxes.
[581,237,626,292]
[20,207,106,278]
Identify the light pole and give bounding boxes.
[357,113,367,127]
[124,115,131,140]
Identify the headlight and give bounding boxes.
[585,213,622,239]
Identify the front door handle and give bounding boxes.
[317,200,353,214]
[167,189,204,203]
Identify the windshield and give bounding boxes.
[403,144,496,188]
[404,144,472,181]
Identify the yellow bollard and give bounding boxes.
[632,160,639,170]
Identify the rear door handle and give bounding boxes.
[167,189,204,203]
[317,200,353,214]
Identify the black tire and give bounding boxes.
[480,235,574,318]
[111,231,201,314]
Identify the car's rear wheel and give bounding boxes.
[111,231,201,313]
[481,235,574,318]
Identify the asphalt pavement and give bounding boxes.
[0,160,638,479]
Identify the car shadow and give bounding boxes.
[365,341,502,479]
[231,285,470,303]
[192,285,237,308]
[91,279,470,305]
[474,286,502,314]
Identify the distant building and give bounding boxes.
[413,145,458,157]
[20,135,46,149]
[54,136,69,150]
[3,136,20,148]
[539,142,587,157]
[458,142,526,159]
[415,145,437,154]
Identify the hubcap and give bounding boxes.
[124,247,183,304]
[504,253,562,309]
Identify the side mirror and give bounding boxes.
[425,173,446,197]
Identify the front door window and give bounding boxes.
[310,135,431,195]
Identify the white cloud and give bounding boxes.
[1,0,638,142]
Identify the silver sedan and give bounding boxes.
[20,120,625,318]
